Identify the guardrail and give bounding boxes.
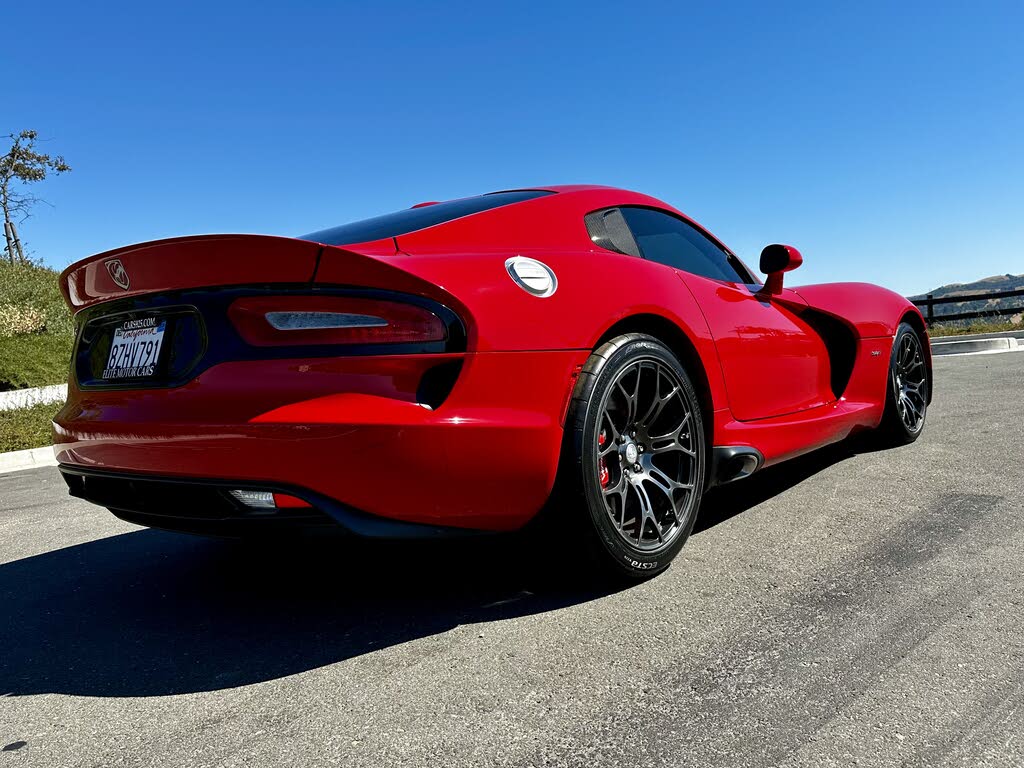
[912,287,1024,324]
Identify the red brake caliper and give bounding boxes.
[597,430,610,488]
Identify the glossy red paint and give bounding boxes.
[54,185,926,534]
[59,235,323,311]
[780,245,803,270]
[711,334,893,466]
[792,282,924,338]
[761,244,803,295]
[679,275,833,421]
[55,350,587,530]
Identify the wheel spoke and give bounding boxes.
[602,476,628,531]
[650,409,690,441]
[901,335,914,367]
[647,465,693,498]
[601,412,621,442]
[633,482,662,544]
[615,381,630,421]
[616,379,637,425]
[899,393,920,429]
[639,372,678,428]
[603,474,626,499]
[650,412,694,456]
[905,396,922,420]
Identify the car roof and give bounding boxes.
[301,184,735,260]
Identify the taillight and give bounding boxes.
[228,296,447,347]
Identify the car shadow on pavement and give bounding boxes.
[0,527,620,698]
[0,434,885,699]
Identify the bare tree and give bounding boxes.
[0,130,71,264]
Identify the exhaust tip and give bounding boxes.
[710,446,765,487]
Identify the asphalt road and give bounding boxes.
[2,352,1022,767]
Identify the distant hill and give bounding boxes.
[910,273,1024,321]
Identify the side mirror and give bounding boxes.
[759,244,803,295]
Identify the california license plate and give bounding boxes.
[102,317,167,380]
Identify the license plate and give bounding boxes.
[102,317,167,380]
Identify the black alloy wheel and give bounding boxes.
[564,334,706,580]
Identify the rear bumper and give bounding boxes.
[54,349,588,532]
[58,465,479,538]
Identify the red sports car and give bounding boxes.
[54,186,931,578]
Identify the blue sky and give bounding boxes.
[5,0,1022,295]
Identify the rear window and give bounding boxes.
[300,190,553,245]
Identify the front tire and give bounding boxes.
[878,322,929,445]
[564,334,706,580]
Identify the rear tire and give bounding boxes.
[877,322,929,445]
[562,334,706,581]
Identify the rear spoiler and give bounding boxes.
[60,235,323,311]
[61,235,472,337]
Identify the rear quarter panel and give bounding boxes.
[325,247,731,415]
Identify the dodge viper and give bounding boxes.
[54,186,931,578]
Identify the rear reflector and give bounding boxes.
[272,493,312,509]
[229,489,312,509]
[229,296,446,346]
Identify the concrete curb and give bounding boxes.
[0,446,57,475]
[931,329,1024,343]
[931,336,1021,356]
[0,384,67,412]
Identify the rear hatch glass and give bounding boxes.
[300,190,552,246]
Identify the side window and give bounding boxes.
[619,207,749,283]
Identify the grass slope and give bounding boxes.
[929,318,1024,337]
[0,261,73,390]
